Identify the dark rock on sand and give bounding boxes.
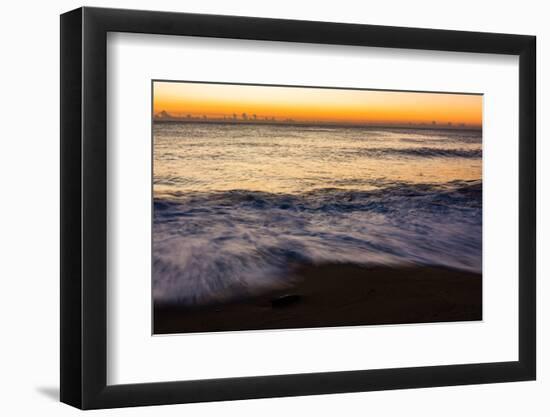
[271,294,302,308]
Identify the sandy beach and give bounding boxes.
[154,264,482,334]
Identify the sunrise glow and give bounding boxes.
[153,81,482,127]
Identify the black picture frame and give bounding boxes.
[60,6,536,410]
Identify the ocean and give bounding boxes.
[153,122,482,307]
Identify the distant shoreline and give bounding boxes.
[152,119,482,132]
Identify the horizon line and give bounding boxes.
[152,115,482,131]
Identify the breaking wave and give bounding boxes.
[153,180,482,307]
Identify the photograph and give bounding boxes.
[54,4,539,411]
[152,81,483,334]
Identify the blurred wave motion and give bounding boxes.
[153,122,482,307]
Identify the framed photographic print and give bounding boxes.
[60,7,536,409]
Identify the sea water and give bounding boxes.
[153,122,482,306]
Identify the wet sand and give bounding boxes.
[153,264,482,334]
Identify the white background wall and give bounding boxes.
[0,0,546,415]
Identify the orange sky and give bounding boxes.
[153,81,482,127]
